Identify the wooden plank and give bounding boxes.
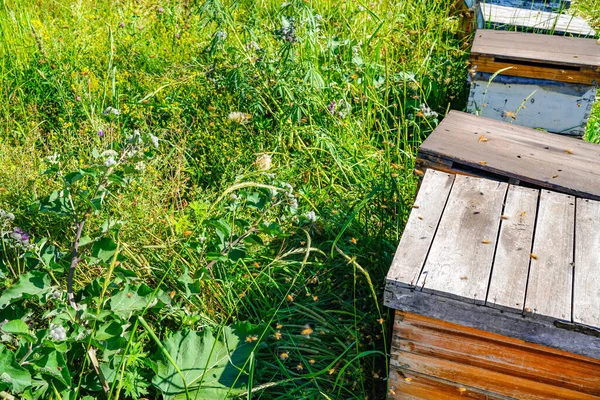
[384,286,600,360]
[418,110,600,201]
[472,30,600,69]
[416,175,507,303]
[394,350,599,399]
[525,189,575,320]
[392,311,600,395]
[574,198,600,327]
[478,5,595,37]
[388,369,508,400]
[471,54,600,85]
[487,185,538,310]
[386,170,455,287]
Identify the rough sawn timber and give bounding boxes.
[417,110,600,200]
[387,311,600,399]
[386,170,454,288]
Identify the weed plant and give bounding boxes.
[5,0,597,399]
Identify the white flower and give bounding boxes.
[419,103,438,119]
[134,161,146,171]
[103,106,121,116]
[128,129,142,144]
[104,157,117,167]
[228,111,251,124]
[49,324,66,341]
[149,134,159,148]
[101,150,118,158]
[289,196,298,212]
[304,211,317,223]
[46,152,60,164]
[255,154,272,171]
[216,30,227,40]
[0,210,14,221]
[125,149,138,159]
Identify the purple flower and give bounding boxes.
[98,129,105,137]
[175,32,180,39]
[76,96,81,101]
[158,7,164,13]
[119,22,125,28]
[12,227,30,244]
[328,101,336,115]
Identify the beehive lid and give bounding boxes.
[417,111,600,200]
[385,169,600,359]
[479,3,595,36]
[470,30,600,84]
[472,29,600,68]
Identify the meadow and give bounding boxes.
[0,0,598,399]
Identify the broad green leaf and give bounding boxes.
[1,320,36,343]
[0,344,32,393]
[91,237,118,263]
[153,323,261,399]
[177,268,201,296]
[33,348,71,387]
[64,171,85,186]
[110,284,165,319]
[94,320,123,341]
[0,272,51,309]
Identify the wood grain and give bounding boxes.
[416,175,507,303]
[385,285,600,360]
[472,29,600,68]
[391,311,600,395]
[525,189,575,320]
[386,170,454,287]
[388,369,507,400]
[478,5,595,37]
[471,54,599,85]
[418,110,600,200]
[396,350,599,400]
[574,197,600,327]
[487,185,538,311]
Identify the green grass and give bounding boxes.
[0,0,597,399]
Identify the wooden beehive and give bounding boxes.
[385,170,600,399]
[467,30,600,136]
[386,112,600,398]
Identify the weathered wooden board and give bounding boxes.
[388,369,505,400]
[416,175,507,303]
[525,189,575,320]
[389,311,600,399]
[486,185,538,310]
[396,350,598,399]
[471,29,600,69]
[386,170,455,288]
[392,311,600,395]
[467,74,595,136]
[418,111,600,200]
[573,198,600,327]
[478,4,595,36]
[384,286,600,360]
[469,55,600,85]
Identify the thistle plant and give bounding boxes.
[35,128,160,308]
